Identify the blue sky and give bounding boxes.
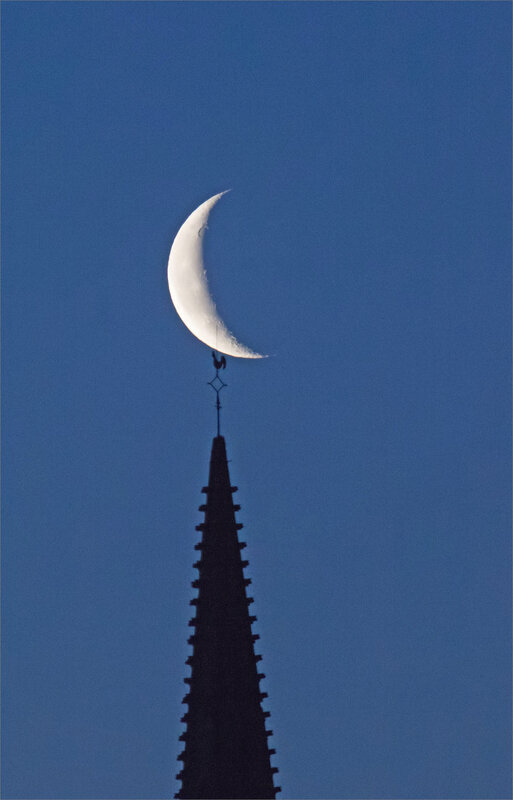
[2,2,511,798]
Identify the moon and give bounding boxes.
[167,191,265,359]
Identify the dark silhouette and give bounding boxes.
[175,436,280,799]
[212,351,227,370]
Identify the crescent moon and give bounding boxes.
[167,191,265,359]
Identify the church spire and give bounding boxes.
[175,435,280,799]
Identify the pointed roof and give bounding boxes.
[175,436,280,800]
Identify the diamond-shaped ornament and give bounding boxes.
[208,376,227,393]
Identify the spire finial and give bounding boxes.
[208,351,227,437]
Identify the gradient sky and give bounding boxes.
[2,2,511,799]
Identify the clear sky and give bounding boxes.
[1,2,511,799]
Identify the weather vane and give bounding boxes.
[166,190,267,434]
[208,351,227,437]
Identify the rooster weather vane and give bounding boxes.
[208,351,227,437]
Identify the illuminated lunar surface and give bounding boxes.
[167,191,265,359]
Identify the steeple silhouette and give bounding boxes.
[175,435,280,799]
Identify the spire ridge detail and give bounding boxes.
[176,435,279,799]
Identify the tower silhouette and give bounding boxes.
[175,435,280,799]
